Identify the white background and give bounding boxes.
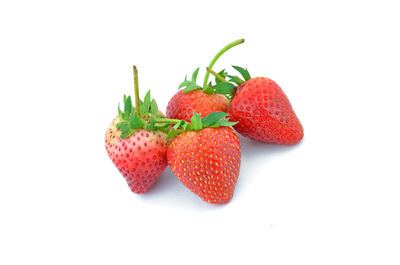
[1,0,399,264]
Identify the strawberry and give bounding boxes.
[105,121,168,193]
[166,39,244,121]
[209,66,304,144]
[105,66,170,193]
[165,112,241,204]
[166,89,228,121]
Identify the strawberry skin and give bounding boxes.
[105,117,168,193]
[167,127,241,204]
[228,77,303,144]
[166,90,229,122]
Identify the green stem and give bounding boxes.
[206,67,228,83]
[203,39,244,90]
[133,65,141,118]
[154,118,182,124]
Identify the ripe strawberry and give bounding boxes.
[106,121,168,193]
[166,89,228,121]
[105,66,170,193]
[209,66,304,144]
[166,112,241,204]
[166,39,244,121]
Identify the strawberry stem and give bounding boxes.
[206,67,228,83]
[133,65,141,118]
[154,118,181,124]
[203,39,244,90]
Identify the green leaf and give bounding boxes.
[118,103,123,118]
[201,112,229,127]
[182,85,199,93]
[227,75,244,85]
[120,129,134,139]
[190,112,202,131]
[215,69,227,84]
[213,82,235,95]
[182,121,191,131]
[150,99,159,115]
[116,121,129,131]
[117,121,135,139]
[140,90,151,113]
[179,68,202,93]
[173,120,185,130]
[172,120,191,131]
[172,120,183,130]
[139,103,146,115]
[144,91,151,107]
[124,96,132,117]
[166,129,183,141]
[232,65,251,81]
[178,75,189,89]
[191,67,199,82]
[129,112,144,129]
[219,119,238,127]
[203,86,213,94]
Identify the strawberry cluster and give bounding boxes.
[105,40,303,204]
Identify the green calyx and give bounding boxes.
[158,112,237,141]
[231,65,251,82]
[178,67,202,93]
[116,65,170,139]
[177,39,245,96]
[116,91,167,139]
[205,65,252,98]
[116,64,239,140]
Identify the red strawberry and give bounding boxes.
[167,39,244,121]
[166,112,241,204]
[105,66,170,193]
[166,89,228,121]
[206,64,304,145]
[105,120,168,193]
[228,76,303,144]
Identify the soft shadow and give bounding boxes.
[137,134,304,210]
[233,133,304,198]
[138,167,225,211]
[237,134,304,158]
